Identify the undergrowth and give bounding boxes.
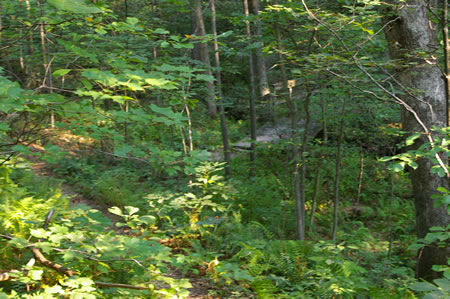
[0,149,440,298]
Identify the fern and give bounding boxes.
[249,221,276,240]
[0,166,69,237]
[250,279,280,298]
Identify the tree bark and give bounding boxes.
[383,0,449,281]
[251,0,275,123]
[443,0,450,125]
[243,0,257,177]
[211,0,232,178]
[37,0,54,128]
[192,0,217,118]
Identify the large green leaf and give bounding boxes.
[47,0,102,14]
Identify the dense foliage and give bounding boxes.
[0,0,449,298]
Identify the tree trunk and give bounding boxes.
[37,0,54,128]
[332,97,346,243]
[443,0,449,125]
[211,0,232,178]
[310,96,328,232]
[192,0,217,118]
[243,0,257,177]
[273,1,303,239]
[251,0,274,123]
[383,0,449,281]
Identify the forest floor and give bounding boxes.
[29,156,222,299]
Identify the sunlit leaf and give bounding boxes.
[406,133,421,146]
[53,69,72,78]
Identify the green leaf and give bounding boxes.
[153,28,170,34]
[124,206,139,216]
[408,161,419,169]
[81,79,92,90]
[67,231,85,243]
[30,228,48,239]
[139,215,156,225]
[437,187,448,193]
[410,282,439,292]
[28,270,43,281]
[406,133,421,146]
[196,74,215,82]
[108,206,123,216]
[126,17,139,25]
[379,156,394,162]
[53,69,72,78]
[47,0,102,13]
[144,78,176,89]
[12,144,32,155]
[389,162,405,172]
[408,243,425,250]
[9,237,28,249]
[434,278,450,291]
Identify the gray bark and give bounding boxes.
[443,0,449,125]
[192,0,217,118]
[251,0,270,98]
[211,0,232,178]
[251,0,275,123]
[244,0,257,176]
[383,0,449,281]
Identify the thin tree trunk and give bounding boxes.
[310,96,328,232]
[332,97,346,243]
[383,0,449,280]
[387,172,394,261]
[251,0,274,123]
[297,90,312,240]
[309,166,321,233]
[356,147,364,205]
[211,0,232,178]
[38,0,54,128]
[443,0,449,125]
[0,1,3,45]
[192,0,217,118]
[243,0,257,177]
[124,97,129,143]
[296,30,316,240]
[274,1,302,237]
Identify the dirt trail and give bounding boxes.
[30,159,220,299]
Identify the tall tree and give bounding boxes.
[443,0,449,124]
[251,0,274,122]
[211,0,232,177]
[243,0,257,177]
[383,0,449,281]
[273,1,303,238]
[192,0,217,118]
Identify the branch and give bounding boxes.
[0,271,19,282]
[31,247,78,277]
[0,233,77,276]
